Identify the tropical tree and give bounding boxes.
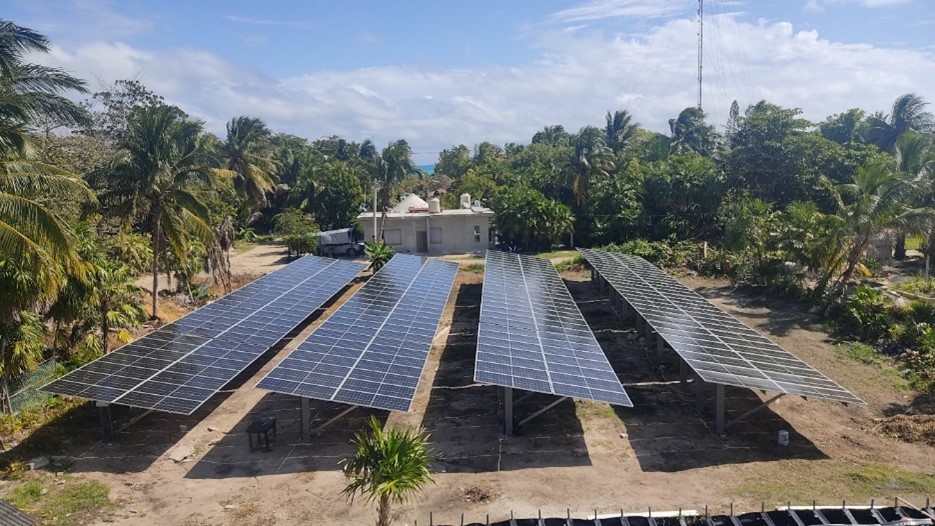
[822,160,933,299]
[434,144,472,179]
[101,104,217,319]
[866,93,934,153]
[567,126,614,208]
[341,416,434,526]
[532,124,570,147]
[605,109,640,153]
[490,186,573,251]
[0,20,93,408]
[364,241,394,272]
[217,116,278,209]
[669,107,718,156]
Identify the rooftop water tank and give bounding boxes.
[428,197,441,213]
[460,193,471,209]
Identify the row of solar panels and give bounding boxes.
[42,249,860,418]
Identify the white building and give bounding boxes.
[358,193,494,255]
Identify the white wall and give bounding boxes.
[361,213,492,255]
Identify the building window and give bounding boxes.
[384,229,402,245]
[474,225,481,243]
[430,227,442,244]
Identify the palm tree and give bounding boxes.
[217,116,278,209]
[866,93,934,153]
[532,124,570,147]
[669,107,718,156]
[821,160,933,299]
[101,104,217,319]
[605,109,639,153]
[341,417,434,526]
[0,21,92,410]
[568,126,614,209]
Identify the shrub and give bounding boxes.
[837,285,892,342]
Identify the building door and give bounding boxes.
[416,230,428,253]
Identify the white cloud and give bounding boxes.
[806,0,913,11]
[547,0,691,23]
[24,8,935,164]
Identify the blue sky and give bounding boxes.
[7,0,935,163]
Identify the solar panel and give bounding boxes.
[475,250,633,407]
[42,256,365,414]
[257,253,459,412]
[578,248,863,405]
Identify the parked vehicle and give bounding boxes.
[313,228,364,257]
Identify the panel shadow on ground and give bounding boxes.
[185,392,388,479]
[564,274,829,473]
[422,279,592,473]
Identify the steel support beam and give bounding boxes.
[680,360,689,386]
[715,384,726,434]
[724,393,787,431]
[656,332,665,361]
[97,401,114,443]
[301,397,311,441]
[695,375,706,411]
[504,386,513,436]
[517,397,570,429]
[310,404,358,437]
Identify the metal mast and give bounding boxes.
[697,0,704,110]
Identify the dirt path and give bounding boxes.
[134,242,296,294]
[8,263,934,526]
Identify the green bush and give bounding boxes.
[602,238,699,268]
[837,285,892,342]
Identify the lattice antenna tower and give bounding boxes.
[697,0,704,110]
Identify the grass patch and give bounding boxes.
[892,276,935,296]
[9,477,116,525]
[906,234,923,251]
[535,249,578,259]
[462,263,485,273]
[836,343,910,391]
[731,460,935,504]
[575,400,617,420]
[555,255,586,272]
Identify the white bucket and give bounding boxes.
[778,430,789,446]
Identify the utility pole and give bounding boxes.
[372,181,378,242]
[697,0,704,110]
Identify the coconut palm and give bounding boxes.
[532,124,570,147]
[217,116,278,209]
[866,93,934,153]
[101,104,217,319]
[567,126,614,209]
[605,109,639,153]
[669,107,718,156]
[820,159,934,299]
[341,416,434,526]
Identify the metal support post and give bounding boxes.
[715,384,726,434]
[680,360,689,386]
[301,397,311,441]
[644,319,653,341]
[695,375,706,412]
[656,333,665,361]
[504,387,513,436]
[97,401,114,443]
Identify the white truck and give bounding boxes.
[312,228,364,257]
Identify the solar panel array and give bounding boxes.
[475,250,632,407]
[578,248,863,405]
[42,256,365,414]
[257,253,459,412]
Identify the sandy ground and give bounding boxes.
[9,245,935,526]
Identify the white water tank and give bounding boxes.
[460,193,471,209]
[428,197,441,213]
